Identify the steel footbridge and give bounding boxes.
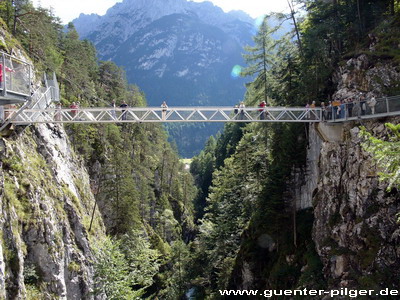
[0,51,399,128]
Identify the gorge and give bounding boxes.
[0,0,399,299]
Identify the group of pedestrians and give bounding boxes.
[56,95,378,123]
[308,93,378,121]
[55,100,168,122]
[233,101,269,120]
[109,100,129,120]
[233,101,247,120]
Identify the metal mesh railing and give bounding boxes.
[0,86,54,131]
[0,52,31,97]
[323,96,400,122]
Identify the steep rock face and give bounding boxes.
[287,125,323,210]
[333,54,400,100]
[228,53,400,291]
[313,52,400,288]
[0,124,105,299]
[112,13,245,106]
[313,119,400,288]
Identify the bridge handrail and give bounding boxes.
[2,93,400,124]
[3,106,321,111]
[0,86,53,131]
[0,51,32,97]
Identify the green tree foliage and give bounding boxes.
[0,5,198,297]
[92,236,140,299]
[360,123,400,189]
[0,1,64,72]
[190,124,270,294]
[242,16,276,103]
[60,23,98,101]
[93,234,161,299]
[190,123,245,220]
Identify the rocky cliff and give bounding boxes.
[311,52,400,288]
[313,118,400,289]
[0,124,105,299]
[229,51,400,292]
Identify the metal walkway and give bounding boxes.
[0,51,32,104]
[3,95,400,124]
[5,106,323,123]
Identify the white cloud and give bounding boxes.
[190,0,289,17]
[32,0,123,23]
[32,0,289,24]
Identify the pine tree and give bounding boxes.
[242,16,276,103]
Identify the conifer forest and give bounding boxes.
[0,0,399,299]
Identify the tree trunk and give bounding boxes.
[287,0,303,56]
[356,0,363,37]
[263,36,268,102]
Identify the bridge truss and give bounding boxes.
[5,106,323,124]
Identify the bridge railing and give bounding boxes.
[0,52,31,98]
[325,95,400,122]
[0,86,55,131]
[4,95,400,125]
[4,106,323,124]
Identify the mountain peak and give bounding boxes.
[73,0,253,41]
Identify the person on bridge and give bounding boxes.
[69,102,78,118]
[55,103,62,121]
[310,101,317,120]
[346,98,353,118]
[233,104,239,119]
[359,93,366,115]
[120,101,128,120]
[367,96,377,114]
[0,64,14,87]
[352,98,362,118]
[258,101,266,120]
[321,102,327,121]
[239,101,245,120]
[161,101,168,120]
[110,100,116,119]
[332,99,341,120]
[326,101,333,120]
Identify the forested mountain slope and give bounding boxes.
[0,0,400,299]
[188,0,400,297]
[0,1,197,298]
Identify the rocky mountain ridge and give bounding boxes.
[73,0,253,106]
[73,0,256,156]
[74,0,254,48]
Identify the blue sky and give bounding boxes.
[32,0,289,24]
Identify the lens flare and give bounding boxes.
[231,65,242,78]
[254,15,265,28]
[251,15,266,35]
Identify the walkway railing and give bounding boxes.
[0,86,55,131]
[0,52,31,99]
[2,95,400,125]
[325,95,400,122]
[5,106,323,124]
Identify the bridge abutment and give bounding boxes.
[315,122,344,142]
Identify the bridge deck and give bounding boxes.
[2,95,400,125]
[5,106,323,123]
